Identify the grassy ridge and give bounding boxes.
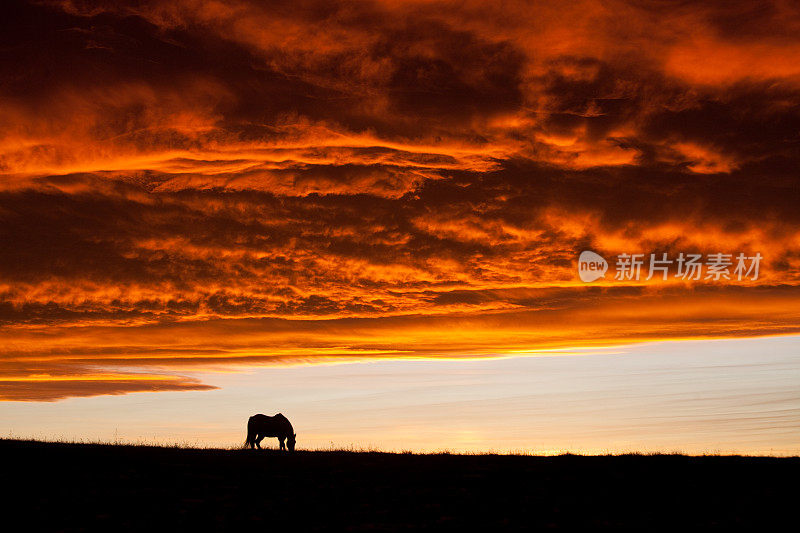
[3,439,797,531]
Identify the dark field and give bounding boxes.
[3,440,797,531]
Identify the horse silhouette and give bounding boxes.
[245,413,296,451]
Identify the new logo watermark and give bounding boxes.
[578,250,608,282]
[578,251,762,282]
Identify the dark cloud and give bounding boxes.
[1,0,799,399]
[0,376,217,402]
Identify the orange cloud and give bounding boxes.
[1,0,799,400]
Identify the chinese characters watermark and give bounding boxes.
[578,251,762,282]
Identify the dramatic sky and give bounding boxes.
[2,0,800,404]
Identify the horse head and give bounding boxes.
[287,432,296,452]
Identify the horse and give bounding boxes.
[245,413,296,451]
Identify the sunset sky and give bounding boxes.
[1,0,799,453]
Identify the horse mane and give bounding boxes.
[274,413,294,433]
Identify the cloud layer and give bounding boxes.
[2,0,799,399]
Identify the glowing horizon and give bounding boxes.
[5,336,799,456]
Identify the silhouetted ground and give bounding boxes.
[3,439,797,531]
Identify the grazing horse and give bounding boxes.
[245,413,296,451]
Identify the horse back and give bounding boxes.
[248,413,292,436]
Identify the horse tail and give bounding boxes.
[244,417,255,449]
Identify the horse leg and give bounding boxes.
[255,434,264,449]
[279,437,285,450]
